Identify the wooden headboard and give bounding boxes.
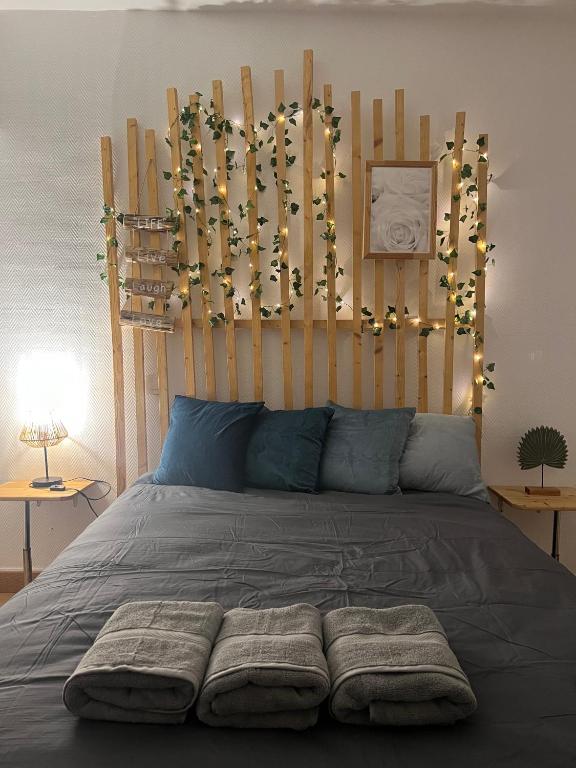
[100,50,490,494]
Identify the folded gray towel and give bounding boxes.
[196,604,330,729]
[323,605,477,726]
[63,600,223,724]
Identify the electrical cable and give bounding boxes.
[61,477,113,518]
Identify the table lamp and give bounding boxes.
[19,416,68,488]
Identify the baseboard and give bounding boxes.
[0,569,41,593]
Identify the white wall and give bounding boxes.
[1,6,575,572]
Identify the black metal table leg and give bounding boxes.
[23,500,32,585]
[551,509,560,561]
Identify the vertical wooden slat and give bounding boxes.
[167,87,196,396]
[324,83,337,403]
[372,98,384,408]
[241,66,263,402]
[418,115,431,413]
[212,80,239,401]
[100,136,126,494]
[394,89,406,407]
[144,129,170,441]
[443,111,466,414]
[303,49,314,406]
[351,90,363,409]
[473,134,488,456]
[126,118,148,475]
[274,70,293,409]
[189,94,216,400]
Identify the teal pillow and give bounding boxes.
[399,413,488,501]
[153,396,264,491]
[245,407,334,492]
[319,402,415,494]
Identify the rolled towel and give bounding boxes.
[63,600,223,724]
[323,605,477,726]
[196,604,330,729]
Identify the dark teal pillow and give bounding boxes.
[319,402,415,494]
[153,396,264,491]
[245,407,334,492]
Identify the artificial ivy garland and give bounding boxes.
[97,101,496,392]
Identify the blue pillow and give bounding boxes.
[153,396,264,491]
[319,402,415,494]
[399,413,488,501]
[245,407,334,492]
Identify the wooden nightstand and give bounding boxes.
[0,479,95,585]
[489,485,576,562]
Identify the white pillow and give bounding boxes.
[399,413,488,501]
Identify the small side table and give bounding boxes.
[0,479,95,585]
[489,485,576,562]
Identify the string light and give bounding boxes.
[452,159,459,169]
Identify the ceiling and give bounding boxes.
[0,0,572,9]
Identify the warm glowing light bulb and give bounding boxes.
[474,353,482,362]
[278,115,285,124]
[452,159,459,169]
[434,323,440,330]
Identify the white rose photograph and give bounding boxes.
[364,161,437,259]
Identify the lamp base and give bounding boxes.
[31,476,63,489]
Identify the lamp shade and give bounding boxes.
[19,417,68,448]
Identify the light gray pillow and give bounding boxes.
[319,402,415,494]
[399,413,488,501]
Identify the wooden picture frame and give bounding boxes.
[363,160,437,260]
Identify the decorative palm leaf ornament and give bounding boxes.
[517,426,568,488]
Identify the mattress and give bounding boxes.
[1,481,575,767]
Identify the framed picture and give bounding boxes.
[364,160,438,260]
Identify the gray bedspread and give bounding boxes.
[1,481,575,767]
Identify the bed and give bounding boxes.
[1,479,575,767]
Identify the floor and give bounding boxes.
[0,594,14,606]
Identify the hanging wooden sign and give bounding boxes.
[124,246,179,267]
[120,308,175,333]
[122,214,178,232]
[125,276,174,299]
